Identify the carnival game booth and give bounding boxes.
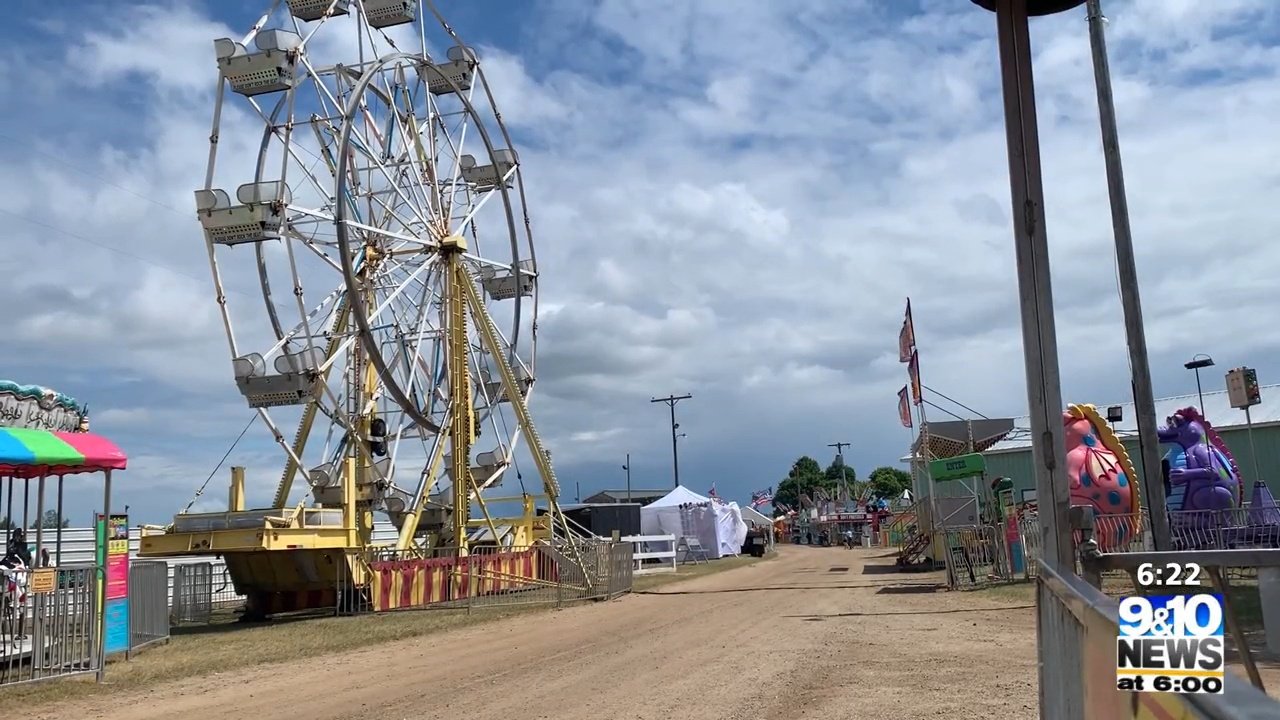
[640,486,748,559]
[0,426,127,686]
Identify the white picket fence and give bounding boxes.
[623,534,676,574]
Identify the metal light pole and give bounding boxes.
[651,394,692,487]
[1185,354,1214,412]
[623,453,631,503]
[969,0,1085,715]
[1085,0,1169,551]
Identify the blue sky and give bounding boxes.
[2,0,1280,525]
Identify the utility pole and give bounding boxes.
[828,442,851,504]
[651,394,692,487]
[623,453,632,502]
[1086,0,1169,551]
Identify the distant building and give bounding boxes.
[582,489,668,505]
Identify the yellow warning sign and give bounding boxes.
[30,568,57,594]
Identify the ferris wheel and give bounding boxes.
[191,0,561,552]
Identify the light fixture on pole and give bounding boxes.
[1106,405,1123,429]
[1184,354,1214,412]
[828,442,851,504]
[651,393,692,488]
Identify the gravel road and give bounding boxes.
[35,546,1042,720]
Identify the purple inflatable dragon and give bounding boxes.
[1157,406,1240,512]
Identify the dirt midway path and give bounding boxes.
[35,546,1041,720]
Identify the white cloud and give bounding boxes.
[3,0,1280,522]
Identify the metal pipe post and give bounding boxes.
[35,474,46,564]
[1195,367,1205,411]
[98,469,112,682]
[1244,406,1263,485]
[3,476,9,548]
[56,475,65,565]
[1085,0,1170,551]
[625,453,631,502]
[986,0,1083,715]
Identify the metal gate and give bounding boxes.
[128,561,170,653]
[172,562,215,624]
[0,564,101,687]
[940,525,1009,588]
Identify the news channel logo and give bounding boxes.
[1116,593,1225,694]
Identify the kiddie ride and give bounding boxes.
[1158,406,1280,549]
[138,0,591,619]
[1063,401,1280,551]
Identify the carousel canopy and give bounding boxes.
[0,427,127,478]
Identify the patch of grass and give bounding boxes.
[2,604,538,706]
[3,551,770,705]
[967,581,1036,603]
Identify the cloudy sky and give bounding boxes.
[1,0,1278,524]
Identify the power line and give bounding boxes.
[0,207,252,298]
[0,129,243,296]
[923,398,965,422]
[921,384,990,419]
[0,129,190,219]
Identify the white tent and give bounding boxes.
[640,486,748,559]
[739,505,773,527]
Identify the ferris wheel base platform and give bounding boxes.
[139,507,555,617]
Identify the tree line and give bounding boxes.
[0,511,71,530]
[773,456,912,511]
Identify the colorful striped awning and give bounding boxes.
[0,427,127,478]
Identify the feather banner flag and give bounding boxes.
[908,350,923,406]
[898,298,916,363]
[898,385,913,428]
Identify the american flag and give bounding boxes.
[707,483,717,498]
[750,487,773,508]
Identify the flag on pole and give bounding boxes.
[898,298,915,363]
[750,487,774,508]
[898,385,913,428]
[908,350,923,406]
[708,483,718,499]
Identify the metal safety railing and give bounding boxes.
[0,564,101,688]
[937,525,1011,588]
[128,560,170,654]
[171,562,216,624]
[170,562,244,625]
[1038,557,1278,718]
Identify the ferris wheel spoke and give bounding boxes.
[453,174,511,241]
[442,85,480,221]
[362,255,436,327]
[343,138,436,233]
[262,277,345,361]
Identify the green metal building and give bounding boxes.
[964,386,1280,504]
